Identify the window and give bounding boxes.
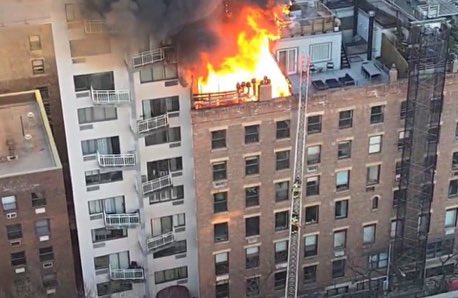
[370,105,384,124]
[92,228,127,243]
[246,216,260,237]
[214,222,228,242]
[32,59,45,74]
[400,101,407,119]
[336,170,350,191]
[275,181,289,202]
[398,130,410,150]
[85,170,123,186]
[153,213,185,235]
[276,150,290,170]
[142,96,179,117]
[31,192,46,207]
[426,238,454,259]
[216,281,229,298]
[448,179,458,198]
[65,3,81,22]
[39,247,54,262]
[310,42,331,62]
[453,152,458,171]
[245,125,259,144]
[367,165,381,186]
[369,252,388,269]
[327,285,349,296]
[307,145,321,165]
[368,135,382,154]
[275,211,289,231]
[339,110,353,129]
[246,246,260,269]
[212,162,227,181]
[94,255,110,270]
[363,224,376,244]
[276,120,290,139]
[6,224,22,240]
[333,230,347,250]
[332,259,345,278]
[149,185,183,205]
[391,220,400,238]
[154,266,188,284]
[77,106,117,124]
[215,252,229,275]
[372,196,379,210]
[81,136,120,156]
[277,48,297,74]
[335,200,348,219]
[307,115,322,134]
[275,240,288,263]
[153,240,187,258]
[304,265,317,284]
[29,35,41,51]
[139,52,178,83]
[306,176,320,196]
[214,192,228,213]
[2,195,16,211]
[97,281,132,296]
[246,277,260,296]
[11,251,26,266]
[274,271,287,290]
[245,156,260,176]
[305,205,319,224]
[337,140,352,159]
[88,196,125,215]
[245,186,260,207]
[212,130,226,149]
[35,219,50,237]
[445,208,458,228]
[145,127,181,146]
[304,234,318,257]
[74,72,114,92]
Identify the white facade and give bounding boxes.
[49,1,199,297]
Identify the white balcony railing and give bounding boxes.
[142,175,172,196]
[147,231,175,252]
[132,48,165,68]
[137,114,168,135]
[84,20,109,34]
[97,152,136,167]
[109,266,144,280]
[91,89,130,105]
[104,212,140,228]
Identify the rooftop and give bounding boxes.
[0,91,60,178]
[390,0,458,20]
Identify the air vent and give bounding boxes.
[10,239,21,247]
[6,212,17,219]
[42,261,53,269]
[213,181,227,189]
[307,165,319,173]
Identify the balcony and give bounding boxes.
[97,152,136,167]
[147,231,175,252]
[104,212,140,228]
[109,266,144,281]
[91,89,130,105]
[142,174,172,196]
[84,20,110,34]
[134,114,169,135]
[132,48,165,68]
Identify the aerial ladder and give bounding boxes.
[285,57,311,298]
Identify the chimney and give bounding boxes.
[389,64,398,83]
[353,0,359,37]
[367,11,375,60]
[258,78,272,101]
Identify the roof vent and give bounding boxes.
[27,112,36,128]
[24,134,33,151]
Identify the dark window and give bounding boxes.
[149,185,184,204]
[245,216,260,237]
[81,136,120,156]
[154,266,188,284]
[139,49,178,83]
[304,234,318,257]
[74,72,114,92]
[335,200,348,219]
[32,59,45,74]
[400,101,407,119]
[11,251,26,266]
[246,277,260,296]
[246,246,260,269]
[276,150,290,170]
[304,265,317,284]
[142,96,179,118]
[85,170,123,186]
[449,180,458,198]
[307,115,322,134]
[426,238,454,259]
[212,130,226,149]
[393,189,403,207]
[77,106,117,124]
[92,228,127,243]
[39,246,54,262]
[369,252,388,269]
[146,157,182,180]
[370,105,384,124]
[305,205,319,224]
[275,181,289,202]
[307,145,321,165]
[276,120,290,139]
[94,255,109,270]
[274,271,287,290]
[6,224,22,240]
[216,282,229,298]
[213,162,227,181]
[332,259,346,278]
[215,252,229,275]
[31,192,46,207]
[275,211,289,231]
[97,281,132,296]
[145,127,181,146]
[372,196,379,210]
[275,241,288,263]
[214,223,228,242]
[245,186,260,207]
[367,165,381,186]
[214,192,228,213]
[337,140,351,159]
[452,152,458,171]
[339,110,353,129]
[336,170,350,191]
[306,176,319,196]
[153,240,187,258]
[245,156,260,176]
[245,125,259,144]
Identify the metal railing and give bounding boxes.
[97,152,136,167]
[104,212,140,227]
[109,266,144,280]
[84,20,109,34]
[132,48,165,68]
[91,89,130,105]
[147,231,175,252]
[137,114,168,134]
[142,175,172,196]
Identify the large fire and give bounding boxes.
[194,5,290,98]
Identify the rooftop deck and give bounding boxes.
[391,0,458,20]
[0,91,60,178]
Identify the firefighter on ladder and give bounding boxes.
[291,177,301,234]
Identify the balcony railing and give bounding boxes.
[97,152,136,167]
[91,89,130,105]
[109,266,144,280]
[136,114,168,135]
[132,48,165,68]
[142,174,172,196]
[104,212,140,228]
[147,231,175,252]
[84,20,110,34]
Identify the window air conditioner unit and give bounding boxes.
[46,289,56,294]
[334,249,345,257]
[307,166,318,173]
[213,181,227,189]
[43,261,53,269]
[39,235,50,242]
[10,239,21,247]
[15,267,26,274]
[395,174,401,182]
[6,212,17,219]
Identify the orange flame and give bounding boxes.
[195,5,290,98]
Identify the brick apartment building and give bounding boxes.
[0,91,76,297]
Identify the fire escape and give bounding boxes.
[390,21,450,295]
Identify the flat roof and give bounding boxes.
[0,90,60,178]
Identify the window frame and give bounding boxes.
[337,140,352,159]
[276,150,290,171]
[212,161,227,181]
[245,216,260,237]
[275,211,289,231]
[276,120,290,139]
[307,145,321,165]
[211,130,227,150]
[336,170,350,191]
[338,110,353,129]
[275,181,289,202]
[370,105,384,124]
[213,192,228,213]
[305,205,319,225]
[335,200,349,219]
[304,234,318,257]
[363,224,376,244]
[245,125,260,144]
[307,115,322,134]
[306,176,320,196]
[245,155,260,176]
[367,164,381,186]
[276,48,298,75]
[245,186,260,207]
[368,135,382,154]
[214,222,229,242]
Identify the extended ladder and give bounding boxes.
[285,57,310,298]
